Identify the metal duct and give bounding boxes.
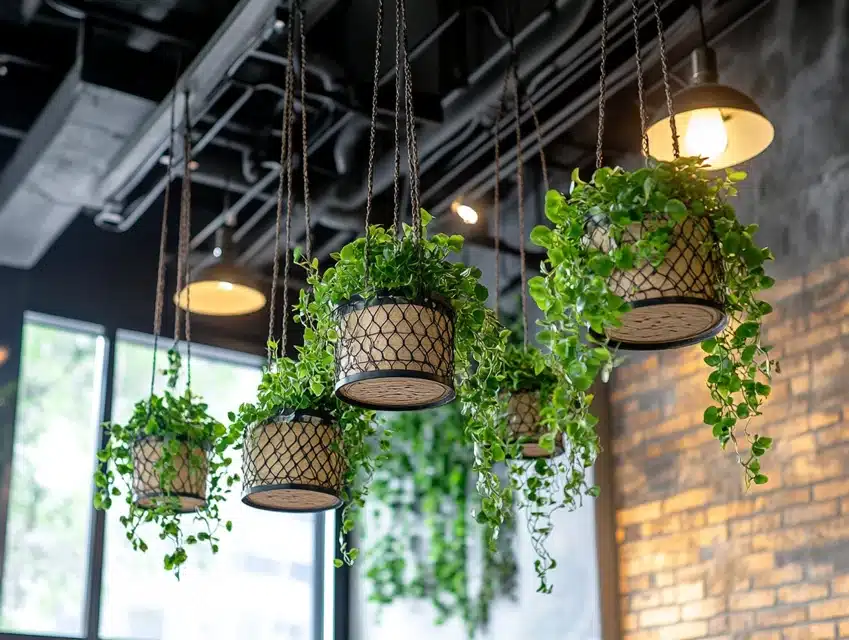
[0,58,154,268]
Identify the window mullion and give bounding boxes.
[84,327,117,640]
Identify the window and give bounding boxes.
[0,315,105,636]
[0,317,332,640]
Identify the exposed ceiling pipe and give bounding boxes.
[92,0,340,224]
[313,0,595,230]
[432,0,767,218]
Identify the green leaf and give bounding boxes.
[334,559,344,568]
[727,169,748,182]
[530,225,554,248]
[664,198,687,221]
[309,380,324,396]
[474,283,489,302]
[491,444,505,462]
[701,338,717,353]
[703,406,720,425]
[756,436,773,449]
[589,254,615,278]
[753,474,769,485]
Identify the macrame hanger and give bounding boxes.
[148,59,181,401]
[362,0,384,291]
[266,0,298,365]
[174,89,194,389]
[653,0,680,158]
[632,0,650,160]
[398,0,421,242]
[595,0,610,170]
[298,0,313,265]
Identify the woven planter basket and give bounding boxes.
[132,437,208,513]
[587,214,727,350]
[506,390,564,459]
[334,294,456,410]
[241,410,344,513]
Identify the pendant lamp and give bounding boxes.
[645,4,773,169]
[175,226,266,316]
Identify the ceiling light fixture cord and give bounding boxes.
[267,0,297,365]
[180,90,194,389]
[595,0,609,170]
[653,0,680,158]
[362,0,384,291]
[632,0,650,159]
[148,59,181,401]
[298,0,313,265]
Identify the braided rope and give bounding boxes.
[653,0,680,157]
[632,0,650,158]
[595,0,610,169]
[362,0,384,290]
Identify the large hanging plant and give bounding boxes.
[95,350,240,577]
[306,217,510,545]
[365,403,517,638]
[530,157,777,490]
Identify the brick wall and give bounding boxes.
[611,257,849,639]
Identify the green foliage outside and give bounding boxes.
[365,403,517,638]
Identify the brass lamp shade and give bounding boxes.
[646,48,774,170]
[175,262,266,316]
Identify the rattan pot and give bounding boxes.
[333,293,456,410]
[587,214,727,350]
[241,410,344,513]
[132,437,208,513]
[506,390,564,459]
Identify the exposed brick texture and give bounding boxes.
[611,258,849,639]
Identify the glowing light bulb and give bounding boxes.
[217,281,234,291]
[683,108,728,162]
[451,201,479,224]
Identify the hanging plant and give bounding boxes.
[95,350,240,576]
[365,403,517,638]
[230,330,380,563]
[231,0,384,565]
[531,157,776,487]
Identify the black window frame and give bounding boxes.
[0,311,337,640]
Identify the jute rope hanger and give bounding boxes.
[362,0,424,289]
[266,0,298,366]
[492,3,548,351]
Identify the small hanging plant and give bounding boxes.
[230,323,381,564]
[365,403,517,638]
[94,350,240,577]
[530,157,777,489]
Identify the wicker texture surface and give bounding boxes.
[133,437,207,513]
[242,412,343,512]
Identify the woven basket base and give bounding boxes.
[243,487,342,512]
[136,493,205,513]
[336,376,455,410]
[608,302,726,349]
[519,440,565,459]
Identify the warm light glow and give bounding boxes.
[683,108,728,162]
[175,281,266,316]
[451,201,478,225]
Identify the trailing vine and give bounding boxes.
[95,350,240,577]
[365,404,517,637]
[530,156,777,496]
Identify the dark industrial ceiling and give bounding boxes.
[0,0,773,298]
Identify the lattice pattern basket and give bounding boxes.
[241,410,344,513]
[506,390,564,459]
[334,294,456,410]
[133,437,208,513]
[587,214,727,350]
